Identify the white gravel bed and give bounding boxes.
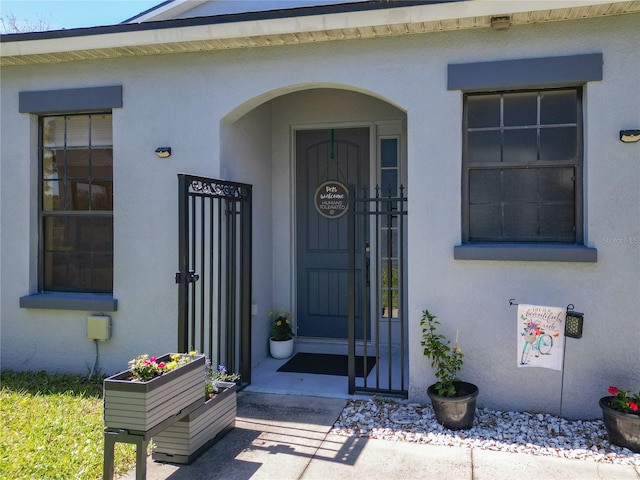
[331,398,640,466]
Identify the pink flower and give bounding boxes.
[157,362,166,369]
[150,356,157,363]
[629,402,639,412]
[608,386,619,395]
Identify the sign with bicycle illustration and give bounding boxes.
[517,304,565,371]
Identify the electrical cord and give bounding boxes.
[88,339,99,380]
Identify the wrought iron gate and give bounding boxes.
[176,174,252,385]
[348,185,408,397]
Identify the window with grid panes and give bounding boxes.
[462,88,582,243]
[40,113,113,292]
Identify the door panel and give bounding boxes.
[296,128,369,339]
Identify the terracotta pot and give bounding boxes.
[427,381,479,430]
[600,396,640,452]
[269,337,294,359]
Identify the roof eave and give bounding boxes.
[1,0,638,66]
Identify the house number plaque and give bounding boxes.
[314,181,349,219]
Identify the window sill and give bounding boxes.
[19,292,118,311]
[453,244,597,262]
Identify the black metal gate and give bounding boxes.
[176,174,252,385]
[348,185,408,397]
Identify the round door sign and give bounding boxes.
[314,181,349,219]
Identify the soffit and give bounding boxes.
[1,1,639,66]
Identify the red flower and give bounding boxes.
[629,402,639,412]
[608,386,619,395]
[157,362,166,369]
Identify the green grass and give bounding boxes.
[1,370,137,479]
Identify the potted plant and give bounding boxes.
[600,385,640,452]
[103,352,205,432]
[153,363,240,464]
[269,310,295,359]
[420,309,478,430]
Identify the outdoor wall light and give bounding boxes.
[620,130,640,143]
[155,147,172,158]
[490,16,511,31]
[565,304,584,339]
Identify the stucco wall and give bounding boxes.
[402,16,640,418]
[0,54,227,375]
[1,13,638,417]
[221,102,274,365]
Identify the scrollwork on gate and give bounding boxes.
[188,179,250,199]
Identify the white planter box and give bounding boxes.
[152,381,237,464]
[103,353,205,433]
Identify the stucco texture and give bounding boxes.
[1,13,638,418]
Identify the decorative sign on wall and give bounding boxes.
[314,181,349,219]
[517,304,565,371]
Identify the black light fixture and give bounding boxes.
[620,130,640,143]
[155,147,172,158]
[565,304,584,339]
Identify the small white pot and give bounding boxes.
[269,337,294,359]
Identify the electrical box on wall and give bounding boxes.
[87,315,111,341]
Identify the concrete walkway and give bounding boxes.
[121,391,640,480]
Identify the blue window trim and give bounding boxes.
[20,292,118,311]
[448,54,603,92]
[19,85,123,114]
[453,244,597,262]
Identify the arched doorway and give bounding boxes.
[221,86,408,396]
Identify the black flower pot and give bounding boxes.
[428,381,478,430]
[600,396,640,452]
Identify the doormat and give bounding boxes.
[277,353,376,377]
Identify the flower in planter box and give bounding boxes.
[269,310,294,341]
[205,362,240,399]
[608,386,640,414]
[128,351,198,382]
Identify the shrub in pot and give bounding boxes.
[420,309,478,430]
[269,310,295,359]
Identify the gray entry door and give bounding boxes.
[296,128,369,339]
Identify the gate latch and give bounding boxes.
[365,242,370,287]
[175,270,200,284]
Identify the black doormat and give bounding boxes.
[277,353,376,377]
